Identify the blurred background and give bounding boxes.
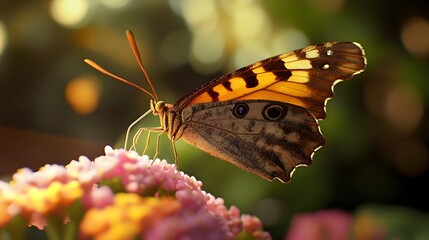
[1,0,428,238]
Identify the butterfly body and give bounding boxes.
[87,36,366,183]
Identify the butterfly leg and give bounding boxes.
[131,127,151,154]
[130,127,164,157]
[153,130,167,160]
[171,137,179,169]
[142,130,151,155]
[130,127,145,151]
[135,127,165,160]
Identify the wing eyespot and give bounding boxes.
[233,103,249,118]
[263,104,286,121]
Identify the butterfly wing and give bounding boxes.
[173,42,366,119]
[180,100,325,182]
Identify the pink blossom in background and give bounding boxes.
[285,210,353,240]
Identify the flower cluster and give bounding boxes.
[0,146,270,240]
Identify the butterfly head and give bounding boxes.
[150,99,167,115]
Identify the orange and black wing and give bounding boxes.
[173,42,366,119]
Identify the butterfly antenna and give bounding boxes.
[126,30,159,102]
[83,59,157,101]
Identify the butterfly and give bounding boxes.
[85,31,366,183]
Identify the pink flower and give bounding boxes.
[285,210,352,240]
[83,185,115,209]
[144,209,234,240]
[0,146,271,239]
[242,214,272,240]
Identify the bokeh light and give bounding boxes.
[384,85,424,135]
[180,0,218,28]
[232,4,270,43]
[50,0,89,27]
[65,76,101,115]
[401,16,429,58]
[270,29,309,54]
[190,30,225,72]
[170,0,296,73]
[99,0,130,9]
[233,42,270,69]
[0,21,6,57]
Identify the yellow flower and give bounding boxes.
[21,181,83,214]
[0,200,13,226]
[80,193,180,240]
